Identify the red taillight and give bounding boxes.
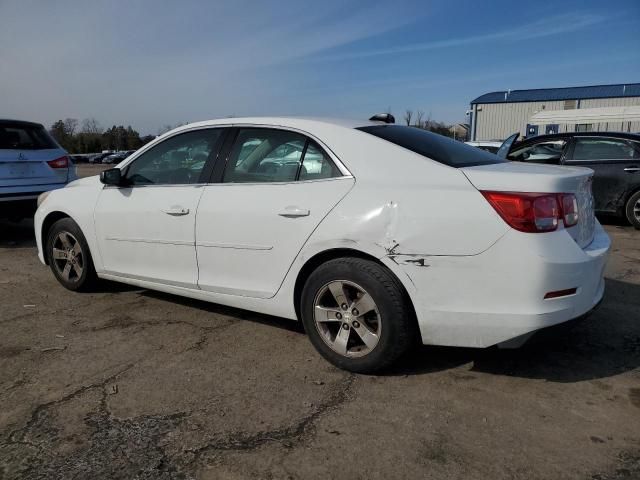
[481,191,579,233]
[47,156,69,169]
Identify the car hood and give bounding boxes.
[65,175,102,189]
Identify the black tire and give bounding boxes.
[45,217,98,291]
[625,190,640,230]
[300,257,416,373]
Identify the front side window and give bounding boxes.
[508,139,568,164]
[125,129,222,185]
[570,138,637,162]
[223,128,340,183]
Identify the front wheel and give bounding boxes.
[300,257,416,373]
[625,191,640,230]
[46,218,98,291]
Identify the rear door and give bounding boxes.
[563,136,640,213]
[0,122,68,190]
[195,127,354,299]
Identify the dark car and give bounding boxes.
[89,152,114,164]
[102,150,135,164]
[498,132,640,229]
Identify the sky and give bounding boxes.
[1,0,639,135]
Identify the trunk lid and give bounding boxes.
[0,149,68,186]
[461,161,596,248]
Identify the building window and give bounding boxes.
[564,100,577,110]
[575,124,593,132]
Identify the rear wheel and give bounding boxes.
[46,218,98,291]
[300,257,416,373]
[625,191,640,229]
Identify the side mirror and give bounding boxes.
[100,168,122,186]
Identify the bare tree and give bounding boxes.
[81,118,102,134]
[63,118,79,137]
[403,110,413,126]
[425,111,433,130]
[414,110,424,129]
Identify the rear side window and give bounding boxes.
[0,122,58,150]
[223,128,342,183]
[570,138,637,161]
[357,125,505,167]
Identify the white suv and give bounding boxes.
[0,119,76,219]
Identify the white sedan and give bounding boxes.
[35,115,610,373]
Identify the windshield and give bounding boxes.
[357,125,506,167]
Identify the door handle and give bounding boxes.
[278,206,310,218]
[162,207,190,216]
[623,167,640,173]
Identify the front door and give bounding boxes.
[195,127,354,298]
[94,128,225,287]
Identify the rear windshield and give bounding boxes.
[0,122,58,150]
[357,125,506,168]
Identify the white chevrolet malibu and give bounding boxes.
[35,115,610,373]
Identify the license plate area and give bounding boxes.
[1,162,36,179]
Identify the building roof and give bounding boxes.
[470,83,640,105]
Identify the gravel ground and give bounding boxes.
[0,167,638,479]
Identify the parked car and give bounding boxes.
[89,152,114,164]
[0,119,77,219]
[35,116,609,373]
[465,140,502,154]
[102,150,134,164]
[498,132,640,229]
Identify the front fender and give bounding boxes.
[35,178,104,270]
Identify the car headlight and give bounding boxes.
[37,191,51,208]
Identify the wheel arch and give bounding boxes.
[40,211,73,265]
[624,186,640,224]
[292,248,418,326]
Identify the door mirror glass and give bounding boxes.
[100,168,122,186]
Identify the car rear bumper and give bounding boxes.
[396,221,610,348]
[0,183,67,202]
[0,184,67,218]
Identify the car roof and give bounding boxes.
[0,119,45,128]
[168,116,379,135]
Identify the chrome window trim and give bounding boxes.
[114,122,354,188]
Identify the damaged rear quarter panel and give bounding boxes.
[303,168,508,260]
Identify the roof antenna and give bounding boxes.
[369,113,395,124]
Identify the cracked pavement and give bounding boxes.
[0,171,639,479]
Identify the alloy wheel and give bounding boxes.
[313,280,381,358]
[51,231,84,282]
